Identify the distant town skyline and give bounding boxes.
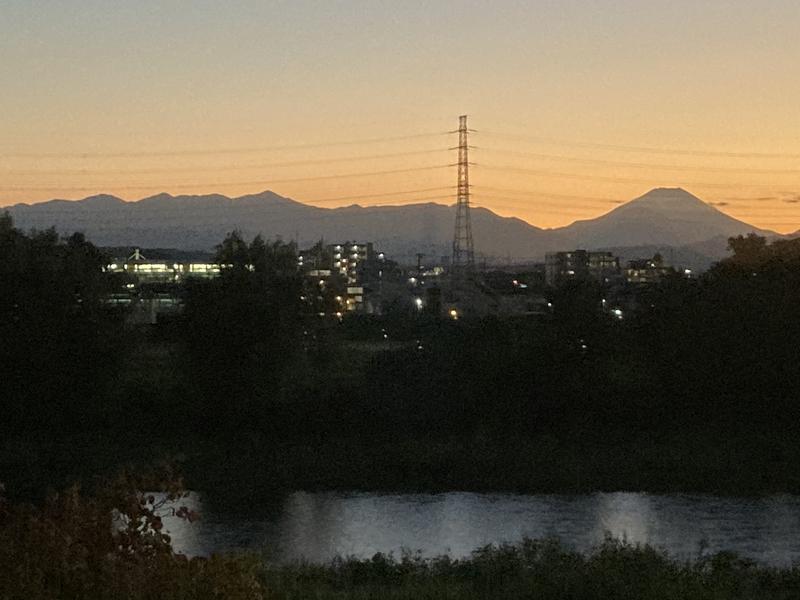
[2,0,799,232]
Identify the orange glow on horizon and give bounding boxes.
[2,2,798,232]
[2,132,798,234]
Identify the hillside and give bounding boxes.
[4,187,773,267]
[550,188,775,248]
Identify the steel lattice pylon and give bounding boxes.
[452,115,475,275]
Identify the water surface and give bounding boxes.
[164,491,800,566]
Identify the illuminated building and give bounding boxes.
[298,241,384,313]
[545,250,620,286]
[625,254,673,284]
[104,248,221,323]
[328,242,374,284]
[106,249,220,283]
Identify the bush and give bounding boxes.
[0,470,263,600]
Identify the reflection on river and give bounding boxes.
[164,492,800,566]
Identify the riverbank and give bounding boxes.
[257,539,800,600]
[5,532,800,599]
[4,473,800,599]
[4,424,800,506]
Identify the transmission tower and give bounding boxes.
[451,115,475,275]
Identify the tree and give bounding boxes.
[178,233,303,431]
[727,233,768,265]
[0,214,125,433]
[0,469,263,599]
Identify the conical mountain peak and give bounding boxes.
[628,187,708,207]
[611,187,723,220]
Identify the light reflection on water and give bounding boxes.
[162,491,800,566]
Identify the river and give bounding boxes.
[163,491,800,566]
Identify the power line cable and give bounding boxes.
[473,194,622,208]
[0,149,452,175]
[304,186,455,203]
[476,185,797,206]
[477,131,800,159]
[0,131,452,159]
[472,202,614,215]
[0,165,452,193]
[474,185,622,203]
[476,164,795,188]
[476,148,800,175]
[324,195,455,206]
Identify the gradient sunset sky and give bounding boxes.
[2,0,799,231]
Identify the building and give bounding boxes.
[329,242,374,284]
[545,250,588,286]
[106,249,220,284]
[625,253,673,284]
[587,252,621,282]
[298,241,385,313]
[545,250,620,286]
[104,249,221,323]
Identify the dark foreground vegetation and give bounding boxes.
[3,477,800,600]
[2,210,800,500]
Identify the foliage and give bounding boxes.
[257,537,800,600]
[0,213,126,433]
[0,470,263,600]
[5,225,800,498]
[176,232,303,432]
[4,476,800,600]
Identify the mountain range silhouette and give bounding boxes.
[4,187,777,269]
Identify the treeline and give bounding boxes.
[187,232,800,495]
[0,214,126,433]
[3,211,800,496]
[293,233,800,493]
[0,218,306,497]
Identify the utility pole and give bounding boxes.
[451,115,475,277]
[416,252,425,277]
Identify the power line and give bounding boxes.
[474,185,622,203]
[0,165,452,193]
[473,202,616,215]
[0,131,452,159]
[475,185,797,206]
[476,147,800,175]
[477,130,800,159]
[473,194,623,208]
[304,186,454,203]
[326,195,454,207]
[297,195,455,210]
[476,164,796,188]
[0,149,452,175]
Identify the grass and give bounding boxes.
[257,538,800,599]
[3,473,800,599]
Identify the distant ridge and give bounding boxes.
[4,187,776,268]
[550,187,775,248]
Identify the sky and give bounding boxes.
[1,0,799,231]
